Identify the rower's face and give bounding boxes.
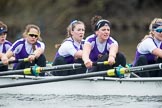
[0,32,7,44]
[71,24,85,43]
[96,25,110,41]
[154,26,162,41]
[27,28,39,44]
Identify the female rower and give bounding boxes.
[133,18,162,77]
[1,24,46,76]
[52,20,86,76]
[82,15,126,73]
[0,21,12,71]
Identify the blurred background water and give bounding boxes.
[0,94,162,108]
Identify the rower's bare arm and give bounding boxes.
[152,48,162,58]
[0,53,3,59]
[6,50,14,58]
[1,50,14,65]
[33,47,44,58]
[74,50,83,59]
[109,43,118,58]
[108,44,118,65]
[82,43,93,68]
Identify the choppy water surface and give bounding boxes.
[0,94,161,108]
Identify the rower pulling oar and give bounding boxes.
[0,63,161,88]
[0,61,109,76]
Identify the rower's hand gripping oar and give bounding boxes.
[0,61,109,76]
[0,58,29,66]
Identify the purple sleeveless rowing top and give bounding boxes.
[54,39,84,63]
[133,37,162,65]
[87,35,114,62]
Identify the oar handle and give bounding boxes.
[92,61,109,66]
[9,58,29,64]
[0,58,29,66]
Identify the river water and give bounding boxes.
[0,94,161,108]
[0,75,162,108]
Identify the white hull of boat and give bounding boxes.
[0,75,162,96]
